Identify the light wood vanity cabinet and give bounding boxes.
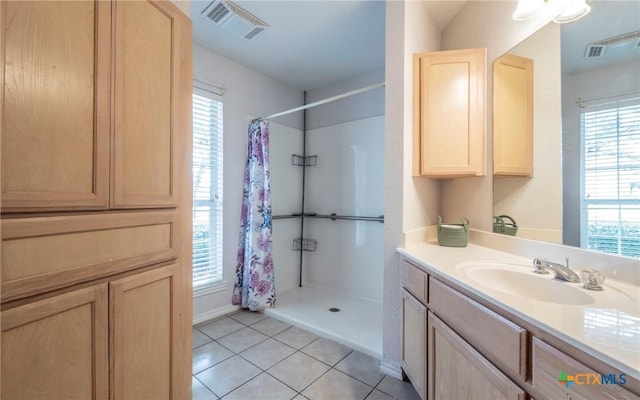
[400,256,640,400]
[533,338,640,400]
[428,312,526,400]
[0,0,193,398]
[493,53,534,177]
[1,0,188,211]
[412,48,486,178]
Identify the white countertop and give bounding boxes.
[398,241,640,381]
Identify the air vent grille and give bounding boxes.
[585,44,606,58]
[584,30,640,58]
[201,0,269,40]
[206,3,229,23]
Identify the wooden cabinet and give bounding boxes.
[412,48,486,178]
[110,264,181,399]
[0,0,193,398]
[1,285,109,399]
[1,0,111,210]
[493,53,534,177]
[1,0,190,211]
[402,289,427,400]
[400,255,640,399]
[533,338,640,400]
[428,312,526,400]
[2,265,183,400]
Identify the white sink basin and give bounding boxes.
[456,262,595,305]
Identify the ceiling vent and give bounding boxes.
[584,30,640,58]
[202,0,269,40]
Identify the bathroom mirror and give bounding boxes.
[492,0,640,256]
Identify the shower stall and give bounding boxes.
[263,85,384,359]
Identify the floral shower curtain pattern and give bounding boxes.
[232,120,276,311]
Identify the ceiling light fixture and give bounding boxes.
[553,0,591,24]
[512,0,592,23]
[512,0,546,21]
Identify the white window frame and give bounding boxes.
[192,82,226,294]
[580,99,640,258]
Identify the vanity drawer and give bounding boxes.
[402,261,428,304]
[532,338,639,400]
[429,277,527,379]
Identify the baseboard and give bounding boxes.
[193,304,240,325]
[380,361,403,380]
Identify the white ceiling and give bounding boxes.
[561,0,640,75]
[190,1,639,91]
[191,0,386,91]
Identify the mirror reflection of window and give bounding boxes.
[580,100,640,257]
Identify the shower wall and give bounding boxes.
[303,116,385,302]
[269,122,304,294]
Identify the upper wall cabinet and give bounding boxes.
[493,53,534,177]
[1,0,187,211]
[2,1,111,210]
[413,48,486,178]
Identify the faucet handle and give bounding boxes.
[580,269,605,291]
[533,257,549,274]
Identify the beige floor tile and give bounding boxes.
[192,376,218,400]
[376,376,421,400]
[251,317,292,336]
[193,341,234,374]
[198,317,245,340]
[302,337,352,366]
[195,356,261,397]
[229,310,268,326]
[193,328,213,349]
[267,352,330,392]
[335,351,384,387]
[223,373,297,400]
[365,389,393,400]
[217,327,269,353]
[273,326,319,349]
[302,369,372,400]
[239,338,296,370]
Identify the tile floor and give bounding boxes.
[192,310,420,400]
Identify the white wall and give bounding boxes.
[493,23,563,243]
[383,0,441,375]
[192,44,303,322]
[562,59,640,246]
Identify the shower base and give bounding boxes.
[264,285,382,359]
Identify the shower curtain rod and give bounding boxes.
[253,81,385,122]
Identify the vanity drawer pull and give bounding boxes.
[429,277,527,379]
[402,261,428,304]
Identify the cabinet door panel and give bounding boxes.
[494,53,533,177]
[402,289,427,400]
[1,0,110,211]
[427,312,525,400]
[412,48,486,178]
[533,338,639,400]
[112,0,176,208]
[110,264,180,399]
[1,285,108,399]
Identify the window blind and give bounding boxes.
[582,102,640,258]
[193,87,224,287]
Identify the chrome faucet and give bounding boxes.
[533,257,581,283]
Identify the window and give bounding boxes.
[581,102,640,257]
[193,86,224,287]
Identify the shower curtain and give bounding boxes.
[232,120,276,311]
